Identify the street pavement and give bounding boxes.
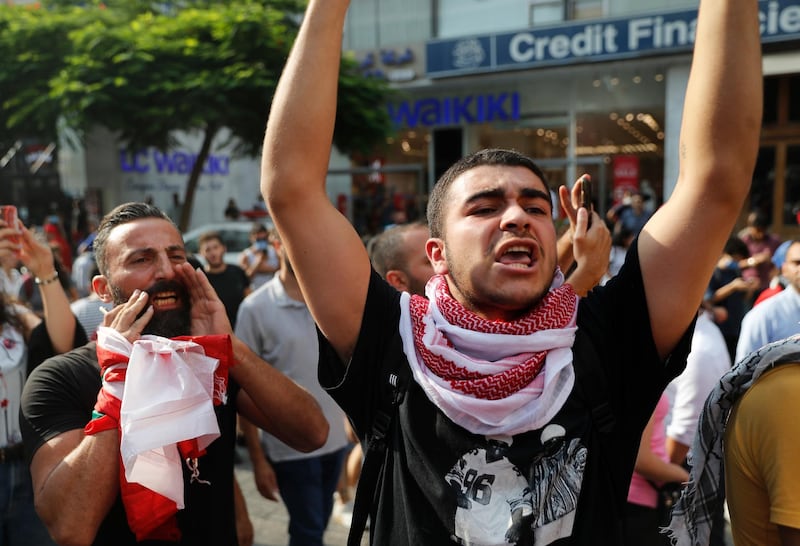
[234,445,364,546]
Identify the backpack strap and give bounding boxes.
[347,365,410,546]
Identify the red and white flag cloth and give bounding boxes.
[399,271,578,436]
[93,327,232,541]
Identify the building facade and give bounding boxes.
[340,0,800,238]
[53,0,800,238]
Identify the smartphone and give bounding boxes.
[580,176,593,227]
[0,205,20,246]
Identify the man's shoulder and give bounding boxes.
[748,287,795,316]
[70,296,98,311]
[225,263,247,276]
[241,279,279,307]
[28,342,99,387]
[43,342,97,367]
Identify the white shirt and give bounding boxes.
[666,311,731,449]
[735,284,800,362]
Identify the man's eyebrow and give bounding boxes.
[126,244,186,257]
[463,187,552,212]
[464,188,505,204]
[519,188,552,202]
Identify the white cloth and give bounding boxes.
[96,327,221,509]
[665,311,731,449]
[0,318,26,446]
[0,268,24,301]
[398,273,577,437]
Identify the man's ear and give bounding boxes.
[426,238,449,275]
[92,275,113,303]
[385,270,409,292]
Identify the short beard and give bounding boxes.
[109,280,191,338]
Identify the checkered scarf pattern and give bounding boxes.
[408,274,577,400]
[666,335,800,546]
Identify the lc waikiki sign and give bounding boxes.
[388,92,520,129]
[426,0,800,77]
[120,148,231,176]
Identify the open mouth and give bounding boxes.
[497,244,534,269]
[149,291,181,310]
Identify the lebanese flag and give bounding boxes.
[93,328,233,541]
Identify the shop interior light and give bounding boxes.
[576,143,659,155]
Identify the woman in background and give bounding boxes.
[0,215,81,545]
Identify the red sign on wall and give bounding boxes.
[612,155,640,205]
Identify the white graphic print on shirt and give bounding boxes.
[445,424,587,546]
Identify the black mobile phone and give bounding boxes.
[580,176,593,227]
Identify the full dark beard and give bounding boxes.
[109,280,191,338]
[141,307,191,338]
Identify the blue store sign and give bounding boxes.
[426,0,800,77]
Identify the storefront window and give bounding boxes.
[438,0,532,38]
[530,0,565,26]
[764,77,779,126]
[569,0,605,19]
[575,109,664,212]
[785,145,800,227]
[750,146,776,224]
[754,74,800,237]
[790,75,800,123]
[345,0,431,49]
[349,130,430,236]
[477,120,569,161]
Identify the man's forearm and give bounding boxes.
[230,336,328,453]
[679,0,762,191]
[261,0,349,208]
[34,430,120,545]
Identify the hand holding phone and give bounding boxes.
[579,176,593,228]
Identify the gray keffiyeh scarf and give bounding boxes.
[666,334,800,546]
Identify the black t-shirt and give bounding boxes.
[26,316,88,375]
[318,241,694,546]
[204,265,250,329]
[20,342,240,546]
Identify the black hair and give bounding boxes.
[93,202,174,277]
[426,148,548,239]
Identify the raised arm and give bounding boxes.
[261,0,370,363]
[13,222,77,354]
[638,0,762,359]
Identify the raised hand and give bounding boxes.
[101,289,153,344]
[175,262,233,337]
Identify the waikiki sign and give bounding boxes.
[426,0,800,77]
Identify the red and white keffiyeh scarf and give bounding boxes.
[88,327,233,542]
[399,270,579,436]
